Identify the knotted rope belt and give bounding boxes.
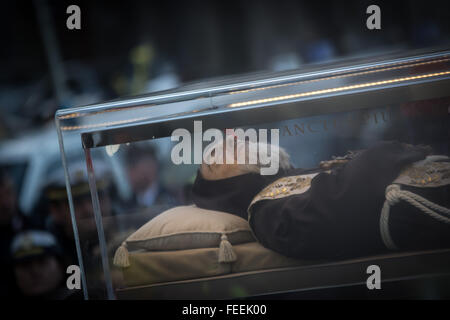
[380,184,450,250]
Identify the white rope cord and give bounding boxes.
[380,198,398,250]
[380,184,450,250]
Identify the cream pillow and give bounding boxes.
[113,205,255,268]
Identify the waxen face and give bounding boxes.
[200,138,251,181]
[14,255,64,297]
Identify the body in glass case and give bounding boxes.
[55,49,450,299]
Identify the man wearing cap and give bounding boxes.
[124,144,179,211]
[43,161,114,266]
[0,169,36,297]
[10,230,81,299]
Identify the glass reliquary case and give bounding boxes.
[56,49,450,300]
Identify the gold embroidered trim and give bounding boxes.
[394,157,450,188]
[247,172,327,222]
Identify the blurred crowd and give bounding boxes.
[0,142,190,299]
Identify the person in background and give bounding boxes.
[125,145,177,210]
[43,160,132,298]
[10,230,81,299]
[0,169,34,297]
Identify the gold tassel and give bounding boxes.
[113,242,130,268]
[218,234,237,263]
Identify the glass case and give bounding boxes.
[55,49,450,299]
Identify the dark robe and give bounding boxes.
[192,141,450,260]
[192,169,288,220]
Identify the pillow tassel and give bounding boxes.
[113,242,130,268]
[218,234,237,263]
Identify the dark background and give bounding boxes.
[3,0,450,82]
[1,0,450,136]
